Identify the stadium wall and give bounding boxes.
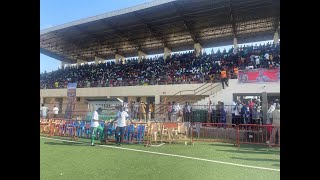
[195,79,280,106]
[40,83,209,98]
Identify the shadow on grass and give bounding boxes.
[273,163,280,167]
[208,143,280,152]
[208,143,237,147]
[231,157,280,163]
[216,149,279,155]
[44,141,88,146]
[43,139,145,147]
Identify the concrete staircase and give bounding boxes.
[153,82,223,121]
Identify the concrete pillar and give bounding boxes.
[273,31,279,44]
[121,56,125,64]
[40,97,44,104]
[60,61,69,68]
[95,57,104,64]
[164,47,172,61]
[154,95,161,121]
[194,43,202,57]
[115,54,125,64]
[140,97,147,103]
[262,92,268,125]
[155,95,160,105]
[233,37,238,49]
[138,51,147,63]
[77,59,86,66]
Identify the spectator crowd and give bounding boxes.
[40,42,280,89]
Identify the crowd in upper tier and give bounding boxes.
[40,42,280,89]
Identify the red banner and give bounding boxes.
[238,68,280,83]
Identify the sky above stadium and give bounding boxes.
[40,0,273,73]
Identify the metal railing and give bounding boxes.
[40,119,279,147]
[40,104,266,125]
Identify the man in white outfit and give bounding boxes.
[40,104,48,119]
[53,105,59,118]
[269,104,280,146]
[111,107,132,146]
[90,107,103,146]
[171,101,181,122]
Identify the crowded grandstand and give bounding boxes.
[40,0,280,179]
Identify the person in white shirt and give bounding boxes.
[111,107,132,146]
[171,101,181,122]
[53,105,59,118]
[269,104,280,146]
[266,101,276,144]
[255,56,260,68]
[234,100,242,125]
[40,104,48,119]
[267,101,276,123]
[90,107,103,146]
[264,52,269,61]
[123,102,129,112]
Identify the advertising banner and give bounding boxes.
[238,68,280,83]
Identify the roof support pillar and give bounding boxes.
[115,54,125,64]
[77,59,86,66]
[233,37,238,49]
[164,47,172,61]
[95,57,104,64]
[262,92,268,125]
[138,51,147,63]
[233,37,238,54]
[194,43,202,57]
[60,61,69,69]
[273,31,279,45]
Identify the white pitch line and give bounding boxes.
[40,137,280,172]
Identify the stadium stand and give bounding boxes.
[40,43,280,89]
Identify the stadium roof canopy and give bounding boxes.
[40,0,280,63]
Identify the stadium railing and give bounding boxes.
[190,122,237,144]
[40,119,149,144]
[146,122,192,145]
[236,124,280,147]
[40,119,280,148]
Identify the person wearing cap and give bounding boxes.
[90,107,103,146]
